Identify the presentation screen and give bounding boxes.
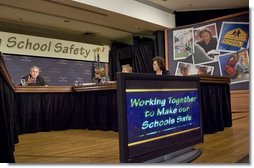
[117,73,203,163]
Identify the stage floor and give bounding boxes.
[14,112,249,163]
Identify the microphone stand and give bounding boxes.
[97,53,100,68]
[91,50,96,81]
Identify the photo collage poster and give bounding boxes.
[172,21,249,84]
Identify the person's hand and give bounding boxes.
[27,76,35,84]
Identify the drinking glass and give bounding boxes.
[74,80,79,86]
[20,79,26,86]
[101,77,106,84]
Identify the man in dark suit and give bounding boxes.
[20,66,47,86]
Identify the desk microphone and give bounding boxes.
[97,53,100,67]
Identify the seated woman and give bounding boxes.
[151,56,170,75]
[92,67,110,84]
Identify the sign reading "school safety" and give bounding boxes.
[0,31,110,62]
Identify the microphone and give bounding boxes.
[96,47,100,67]
[97,53,100,67]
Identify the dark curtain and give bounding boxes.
[154,31,165,58]
[200,83,232,134]
[0,74,17,163]
[175,8,248,26]
[109,45,133,81]
[132,36,155,73]
[15,90,118,134]
[16,92,77,133]
[109,34,164,76]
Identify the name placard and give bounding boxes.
[0,31,109,62]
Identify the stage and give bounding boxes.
[14,112,248,163]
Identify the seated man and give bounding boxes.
[20,66,47,86]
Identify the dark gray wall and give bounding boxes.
[3,54,104,86]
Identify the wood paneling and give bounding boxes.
[199,75,230,84]
[15,86,73,93]
[73,82,116,92]
[230,90,249,113]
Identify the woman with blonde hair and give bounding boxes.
[92,67,110,84]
